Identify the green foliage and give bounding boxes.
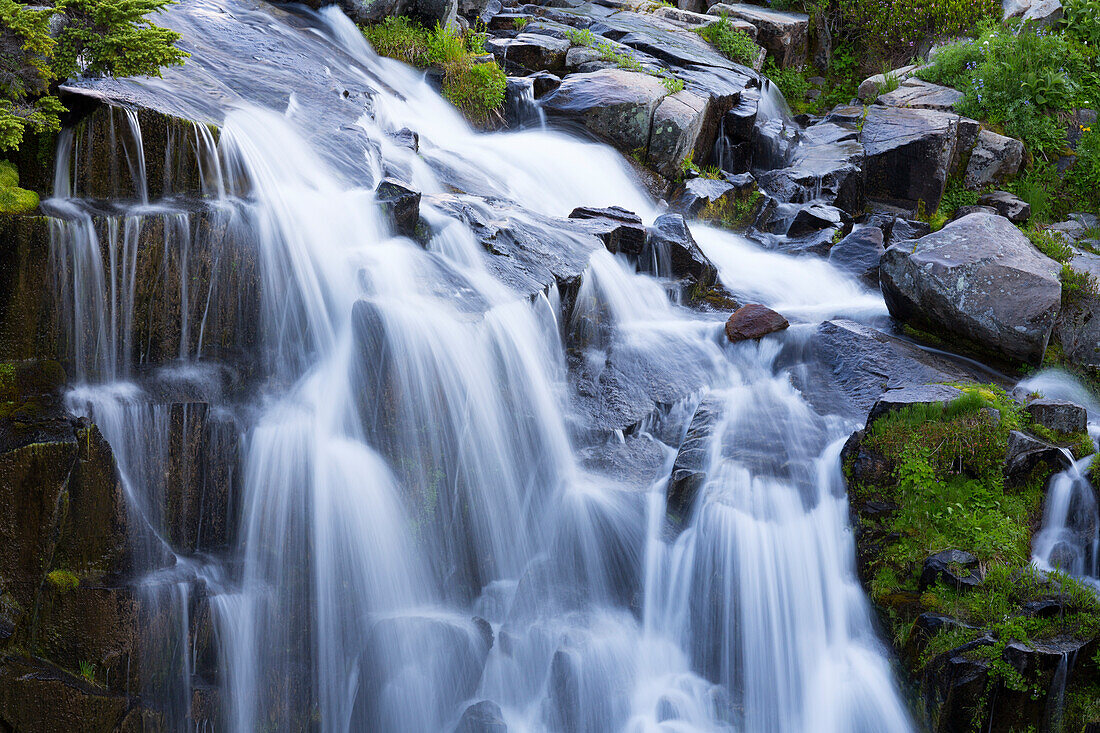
[0,159,38,212]
[512,17,528,31]
[1025,224,1073,262]
[764,60,810,107]
[564,27,598,47]
[938,178,980,217]
[696,14,758,67]
[597,40,646,72]
[0,0,186,153]
[1068,126,1100,213]
[1061,261,1097,307]
[78,660,96,684]
[362,19,506,125]
[1064,0,1100,45]
[699,189,762,229]
[46,569,79,592]
[835,0,999,53]
[1011,164,1059,222]
[660,73,684,93]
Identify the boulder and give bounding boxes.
[671,176,738,218]
[965,130,1025,190]
[530,71,561,98]
[857,65,919,102]
[654,5,757,38]
[1021,0,1064,27]
[877,79,963,112]
[919,549,982,591]
[1025,397,1088,434]
[394,0,457,27]
[1055,292,1100,368]
[376,178,421,238]
[879,212,1062,365]
[647,90,709,178]
[951,205,998,221]
[787,202,847,237]
[867,384,963,427]
[485,33,570,72]
[568,206,647,256]
[860,105,960,212]
[541,69,669,158]
[1004,430,1072,482]
[455,700,508,733]
[666,395,723,526]
[724,303,789,342]
[646,213,718,287]
[977,190,1030,224]
[706,3,809,67]
[829,226,885,286]
[884,217,932,246]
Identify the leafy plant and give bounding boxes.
[79,660,96,684]
[696,14,758,67]
[1064,0,1100,45]
[660,73,684,93]
[564,27,599,47]
[441,57,506,125]
[513,17,528,30]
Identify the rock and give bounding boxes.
[921,636,995,733]
[1004,430,1072,482]
[394,0,457,27]
[951,205,998,220]
[976,190,1030,224]
[376,178,421,238]
[885,217,932,246]
[724,303,790,342]
[861,105,960,212]
[919,549,982,591]
[1026,397,1088,434]
[829,226,885,286]
[455,700,508,733]
[646,213,718,287]
[485,33,570,72]
[1021,0,1063,27]
[857,65,919,102]
[879,212,1062,365]
[654,5,757,38]
[0,657,137,732]
[530,70,561,98]
[672,176,737,218]
[1055,292,1100,368]
[787,202,847,237]
[541,69,669,159]
[877,79,963,112]
[707,3,809,67]
[666,395,723,525]
[568,206,647,256]
[965,130,1025,190]
[647,90,708,178]
[867,384,963,427]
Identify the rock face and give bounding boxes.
[725,303,790,342]
[965,130,1024,189]
[648,91,709,178]
[646,213,719,288]
[376,178,421,238]
[879,212,1062,365]
[828,226,884,286]
[1025,397,1088,434]
[665,395,723,526]
[860,106,959,212]
[706,3,809,67]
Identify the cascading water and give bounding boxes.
[38,0,916,730]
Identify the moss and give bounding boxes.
[0,160,38,214]
[699,189,762,230]
[45,570,79,593]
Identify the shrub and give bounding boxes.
[564,27,598,47]
[1061,262,1097,306]
[1064,0,1100,45]
[1026,225,1073,262]
[764,60,810,106]
[362,16,430,65]
[1068,126,1100,213]
[660,74,684,93]
[441,57,506,125]
[696,14,758,67]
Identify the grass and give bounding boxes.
[362,18,505,124]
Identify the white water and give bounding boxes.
[40,1,912,730]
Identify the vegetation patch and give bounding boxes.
[696,14,759,67]
[698,188,762,230]
[45,569,79,593]
[0,159,38,213]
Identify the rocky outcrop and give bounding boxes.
[1025,397,1088,434]
[828,226,884,286]
[879,212,1062,365]
[965,130,1024,190]
[877,79,963,112]
[860,105,959,212]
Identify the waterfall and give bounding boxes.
[36,0,915,730]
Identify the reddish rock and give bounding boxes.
[725,304,789,342]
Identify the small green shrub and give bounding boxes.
[699,189,762,229]
[513,17,528,30]
[79,660,96,684]
[1025,225,1073,262]
[764,60,810,106]
[564,27,599,47]
[1068,126,1100,213]
[362,16,430,64]
[696,14,758,67]
[1064,0,1100,45]
[1061,262,1097,307]
[660,74,684,93]
[441,58,506,125]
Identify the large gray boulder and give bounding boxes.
[860,105,959,212]
[877,79,963,112]
[965,129,1024,190]
[485,33,570,72]
[880,212,1062,365]
[541,69,670,160]
[647,90,709,178]
[707,3,808,67]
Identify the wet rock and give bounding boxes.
[786,202,847,237]
[0,216,58,361]
[725,304,789,342]
[579,433,670,488]
[530,70,561,98]
[921,636,995,733]
[976,190,1030,224]
[867,385,963,427]
[541,69,669,158]
[1004,430,1072,482]
[1056,292,1100,368]
[919,549,982,591]
[666,395,723,526]
[877,79,963,112]
[1026,397,1088,434]
[791,320,985,418]
[879,212,1062,365]
[387,127,419,151]
[671,177,737,218]
[646,213,718,288]
[0,656,137,732]
[884,217,932,246]
[376,178,421,238]
[828,226,884,286]
[861,105,959,212]
[706,3,808,67]
[455,700,508,733]
[568,206,647,256]
[648,90,709,178]
[485,33,570,72]
[966,130,1024,190]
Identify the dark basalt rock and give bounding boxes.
[671,177,738,218]
[724,303,789,342]
[1004,430,1072,483]
[645,213,718,288]
[1025,397,1088,434]
[786,202,848,237]
[919,549,982,591]
[828,226,884,286]
[860,105,960,212]
[666,395,723,528]
[978,190,1031,224]
[376,178,421,238]
[568,205,646,257]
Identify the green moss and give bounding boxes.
[45,570,79,593]
[0,160,38,213]
[699,189,762,230]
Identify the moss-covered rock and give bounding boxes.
[843,382,1100,732]
[0,656,136,733]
